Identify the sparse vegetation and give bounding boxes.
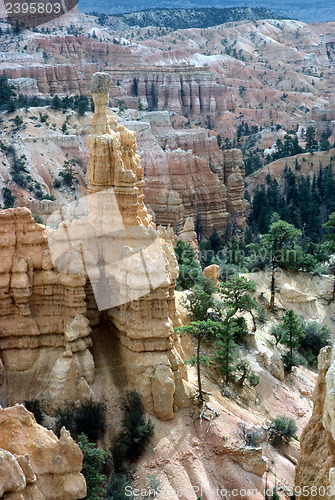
[115,7,282,30]
[266,415,298,446]
[58,158,78,188]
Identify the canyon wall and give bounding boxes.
[1,37,227,115]
[295,346,335,499]
[129,111,248,237]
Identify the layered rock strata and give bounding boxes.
[0,207,94,411]
[132,111,234,237]
[85,72,191,420]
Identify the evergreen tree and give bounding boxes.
[320,130,331,151]
[270,489,280,500]
[132,77,138,96]
[250,185,271,233]
[51,94,62,109]
[111,391,154,472]
[2,186,15,209]
[175,240,202,290]
[279,309,305,371]
[215,316,239,384]
[323,212,335,249]
[261,215,302,310]
[219,274,257,331]
[184,276,217,322]
[219,275,257,317]
[227,235,242,266]
[305,126,318,152]
[76,97,89,115]
[0,75,16,109]
[207,228,222,253]
[77,434,107,500]
[177,320,222,401]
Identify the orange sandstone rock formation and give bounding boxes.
[86,72,191,420]
[295,346,335,498]
[0,207,93,411]
[0,404,86,500]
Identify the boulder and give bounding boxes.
[269,351,285,381]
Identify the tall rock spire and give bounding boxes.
[87,72,153,227]
[85,72,191,419]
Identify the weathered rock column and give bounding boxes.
[86,73,191,419]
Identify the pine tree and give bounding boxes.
[77,433,107,500]
[323,212,335,249]
[279,309,305,371]
[174,240,202,290]
[305,125,318,152]
[215,317,239,384]
[250,185,270,233]
[323,213,335,302]
[320,130,330,151]
[261,214,302,310]
[51,94,62,109]
[219,275,257,331]
[0,75,16,109]
[207,228,222,253]
[177,320,219,402]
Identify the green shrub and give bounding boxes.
[146,474,161,494]
[75,399,106,442]
[39,112,48,123]
[256,305,267,323]
[55,403,77,437]
[238,422,263,447]
[299,321,331,365]
[266,415,298,446]
[248,372,260,387]
[105,472,133,499]
[24,399,44,424]
[33,215,43,224]
[55,399,106,442]
[59,158,77,188]
[111,391,154,472]
[270,324,283,345]
[77,433,107,500]
[12,172,28,188]
[53,178,62,188]
[281,351,304,373]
